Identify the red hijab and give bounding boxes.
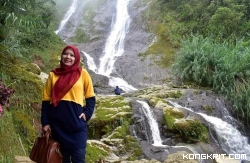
[51,45,82,107]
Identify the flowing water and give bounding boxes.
[168,100,250,161]
[136,100,203,162]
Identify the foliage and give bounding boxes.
[0,0,57,55]
[172,35,250,125]
[157,0,250,41]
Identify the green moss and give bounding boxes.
[88,113,133,139]
[22,63,41,75]
[97,96,127,108]
[0,54,43,105]
[86,143,109,163]
[163,109,184,129]
[120,136,143,161]
[203,105,213,114]
[109,119,131,139]
[168,90,182,98]
[11,109,37,152]
[0,112,24,157]
[148,97,161,107]
[70,27,90,43]
[173,119,209,143]
[94,96,131,121]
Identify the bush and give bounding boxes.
[172,35,250,125]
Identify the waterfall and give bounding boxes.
[82,51,98,73]
[55,0,78,34]
[136,100,204,162]
[55,0,137,92]
[168,100,250,161]
[137,100,165,146]
[84,0,137,92]
[98,0,130,76]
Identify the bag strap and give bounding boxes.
[43,130,51,144]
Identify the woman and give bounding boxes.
[41,45,96,163]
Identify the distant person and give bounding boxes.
[114,86,121,95]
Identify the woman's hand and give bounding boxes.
[79,113,86,121]
[42,125,51,134]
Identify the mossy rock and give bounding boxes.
[88,95,132,139]
[172,119,209,143]
[86,141,110,163]
[163,107,185,129]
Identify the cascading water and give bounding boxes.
[168,100,250,161]
[55,0,78,35]
[136,100,203,162]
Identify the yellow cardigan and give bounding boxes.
[42,68,95,106]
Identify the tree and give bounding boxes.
[208,7,244,38]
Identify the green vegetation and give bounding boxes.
[0,112,24,161]
[87,95,143,161]
[163,108,185,129]
[203,105,214,114]
[86,142,110,163]
[172,35,250,125]
[173,119,209,143]
[121,135,143,161]
[88,96,132,139]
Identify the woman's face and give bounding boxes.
[61,48,75,66]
